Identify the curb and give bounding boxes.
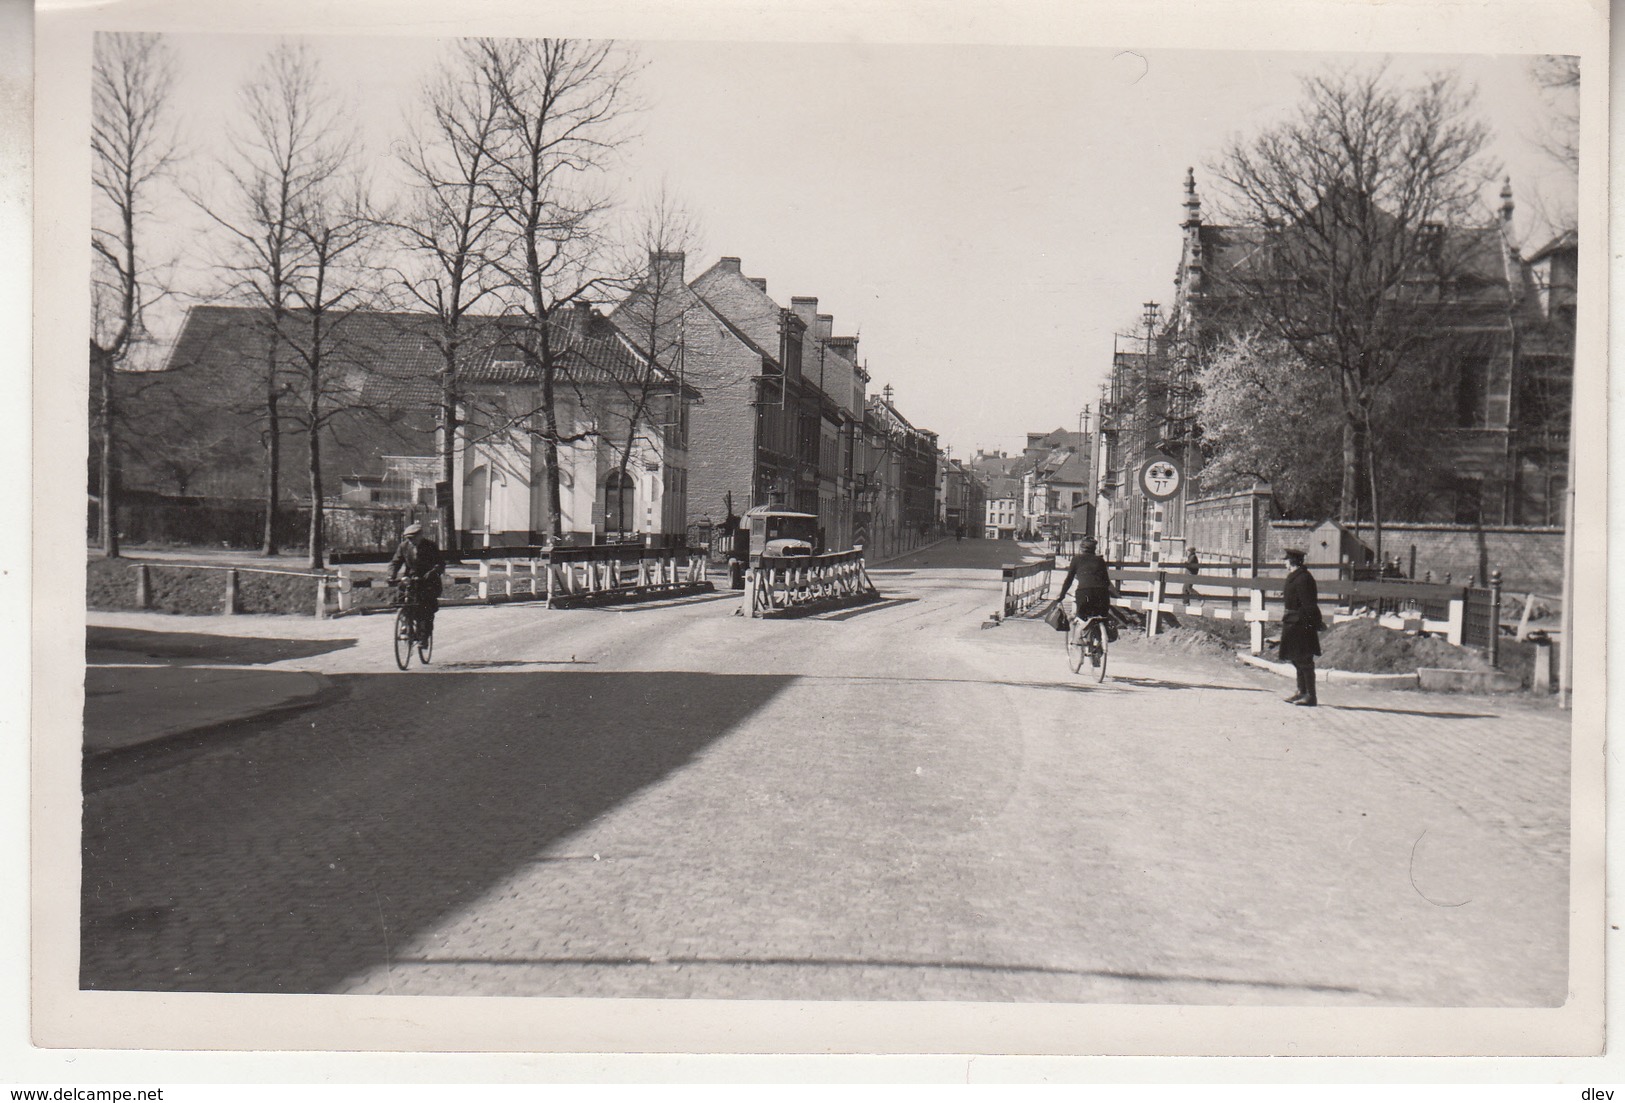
[1417,667,1524,694]
[1236,652,1420,690]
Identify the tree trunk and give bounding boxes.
[1364,406,1383,566]
[1338,417,1358,522]
[95,347,121,559]
[441,359,459,552]
[263,391,281,556]
[541,354,564,542]
[307,384,323,571]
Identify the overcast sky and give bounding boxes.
[150,34,1578,459]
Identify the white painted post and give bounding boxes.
[1249,586,1265,655]
[1517,592,1535,641]
[315,576,328,620]
[224,568,240,615]
[334,568,352,614]
[478,560,490,602]
[1148,569,1165,637]
[1447,598,1465,647]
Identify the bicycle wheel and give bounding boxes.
[418,619,433,664]
[1065,620,1086,674]
[394,607,414,670]
[1091,619,1110,683]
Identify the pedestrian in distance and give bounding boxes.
[388,521,445,637]
[1185,548,1200,575]
[1279,547,1325,707]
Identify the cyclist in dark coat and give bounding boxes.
[388,522,445,635]
[1279,547,1325,706]
[1056,537,1119,641]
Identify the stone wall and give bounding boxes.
[1345,522,1565,594]
[1185,486,1274,567]
[1258,519,1564,593]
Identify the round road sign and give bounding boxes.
[1138,457,1184,501]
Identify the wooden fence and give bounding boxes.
[1102,563,1507,661]
[1022,555,1519,663]
[107,560,339,618]
[743,550,879,617]
[1000,557,1056,618]
[332,544,710,614]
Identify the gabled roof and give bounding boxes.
[1040,451,1089,485]
[166,304,693,409]
[986,476,1022,500]
[1526,229,1578,264]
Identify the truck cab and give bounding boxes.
[727,507,822,588]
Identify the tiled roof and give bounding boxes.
[1042,452,1089,484]
[986,476,1022,500]
[165,304,689,409]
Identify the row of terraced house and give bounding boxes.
[114,252,955,561]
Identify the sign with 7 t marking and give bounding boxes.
[1138,457,1184,501]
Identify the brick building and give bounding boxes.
[618,252,915,555]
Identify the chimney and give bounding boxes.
[790,296,819,330]
[815,313,834,342]
[748,277,767,292]
[1500,177,1515,226]
[568,299,597,338]
[651,250,685,289]
[827,336,859,360]
[718,256,742,273]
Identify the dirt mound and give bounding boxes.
[1314,617,1493,675]
[1137,621,1241,659]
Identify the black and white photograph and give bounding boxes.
[23,0,1610,1072]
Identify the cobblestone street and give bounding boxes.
[81,541,1572,1006]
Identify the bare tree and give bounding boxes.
[604,188,703,539]
[1530,55,1580,175]
[384,41,509,549]
[477,37,641,541]
[91,31,180,558]
[1210,64,1497,559]
[193,41,350,555]
[285,180,377,568]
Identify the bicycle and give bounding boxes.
[392,579,435,671]
[1065,611,1111,682]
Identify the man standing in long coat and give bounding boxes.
[1280,547,1325,707]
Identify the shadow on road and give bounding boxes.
[807,597,919,621]
[1109,675,1266,693]
[432,659,598,670]
[1321,703,1498,720]
[80,669,797,994]
[86,626,356,665]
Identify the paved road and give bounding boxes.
[81,540,1571,1005]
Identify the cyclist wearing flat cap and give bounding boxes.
[1056,537,1119,641]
